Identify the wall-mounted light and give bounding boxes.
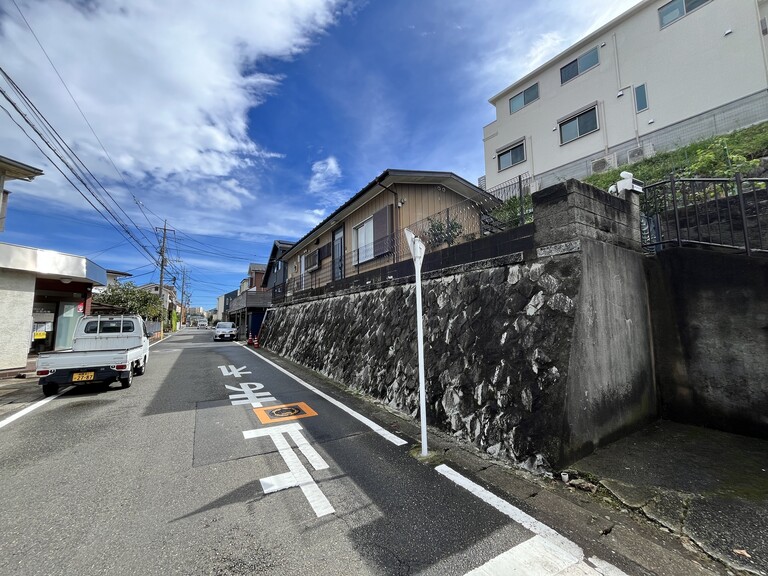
[60,277,72,284]
[648,119,655,124]
[552,126,557,131]
[617,90,624,97]
[600,42,606,47]
[724,29,733,36]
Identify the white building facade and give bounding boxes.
[482,0,768,191]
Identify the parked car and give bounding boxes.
[36,315,151,396]
[213,322,237,341]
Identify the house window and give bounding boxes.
[354,217,374,263]
[305,249,319,272]
[509,83,539,114]
[559,106,598,144]
[635,84,648,112]
[498,141,525,171]
[658,0,710,28]
[560,47,599,84]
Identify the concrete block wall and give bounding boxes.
[648,248,768,438]
[0,270,35,370]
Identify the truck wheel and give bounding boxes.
[42,383,59,397]
[134,356,147,376]
[120,370,133,388]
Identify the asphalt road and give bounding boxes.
[0,329,699,576]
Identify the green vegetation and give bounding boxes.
[426,216,463,248]
[583,121,768,190]
[93,281,163,319]
[490,193,533,227]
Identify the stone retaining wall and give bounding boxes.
[262,180,657,469]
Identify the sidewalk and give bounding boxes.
[570,420,768,576]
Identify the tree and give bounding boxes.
[93,281,163,319]
[426,216,463,248]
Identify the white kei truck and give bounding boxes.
[36,315,151,397]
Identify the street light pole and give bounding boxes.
[404,228,428,457]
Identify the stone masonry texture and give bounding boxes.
[261,254,583,470]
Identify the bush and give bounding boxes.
[583,121,768,189]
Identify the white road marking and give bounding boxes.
[466,535,580,575]
[243,347,407,446]
[218,365,252,378]
[225,381,277,408]
[436,465,629,576]
[0,386,73,429]
[243,422,334,517]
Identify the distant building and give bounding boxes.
[482,0,768,191]
[262,240,295,291]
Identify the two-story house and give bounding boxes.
[482,0,768,192]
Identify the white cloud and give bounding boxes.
[0,0,347,239]
[309,156,342,194]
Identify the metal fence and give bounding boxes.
[641,174,768,257]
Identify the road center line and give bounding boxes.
[0,386,73,429]
[243,346,407,446]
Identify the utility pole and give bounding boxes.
[157,220,168,340]
[180,268,187,327]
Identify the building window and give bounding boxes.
[509,83,539,114]
[498,141,525,171]
[658,0,710,28]
[560,47,599,84]
[635,84,648,112]
[354,217,374,263]
[559,107,598,144]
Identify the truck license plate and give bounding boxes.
[72,372,94,382]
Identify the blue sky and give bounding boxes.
[0,0,641,310]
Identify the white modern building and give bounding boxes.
[482,0,768,192]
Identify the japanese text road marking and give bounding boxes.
[243,422,334,518]
[225,381,276,408]
[218,365,251,378]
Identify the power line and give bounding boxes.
[10,0,160,245]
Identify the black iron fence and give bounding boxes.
[641,174,768,257]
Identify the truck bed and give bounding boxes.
[36,346,144,371]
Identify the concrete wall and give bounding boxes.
[565,240,656,462]
[262,180,657,469]
[648,248,768,437]
[0,270,35,370]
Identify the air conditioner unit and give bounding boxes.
[627,143,655,164]
[590,153,617,174]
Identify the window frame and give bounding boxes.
[658,0,710,29]
[558,106,599,145]
[560,47,599,85]
[634,84,648,113]
[354,217,374,264]
[509,83,539,114]
[497,140,526,171]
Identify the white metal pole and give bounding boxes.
[405,228,428,457]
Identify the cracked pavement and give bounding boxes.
[571,420,768,576]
